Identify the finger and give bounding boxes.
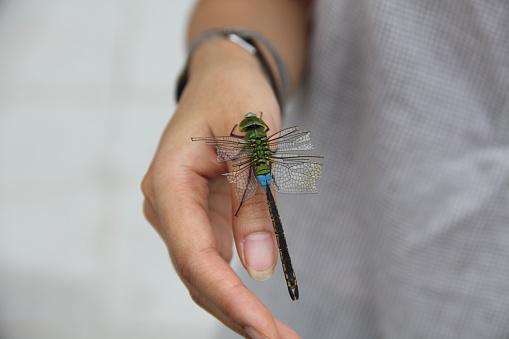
[142,198,295,339]
[156,171,281,339]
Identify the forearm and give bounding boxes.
[187,0,312,91]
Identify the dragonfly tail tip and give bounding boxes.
[288,285,299,301]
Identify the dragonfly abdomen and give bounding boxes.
[265,185,299,301]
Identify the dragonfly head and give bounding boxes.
[238,112,267,132]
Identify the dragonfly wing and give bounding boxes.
[224,164,259,205]
[267,127,314,153]
[271,153,323,194]
[192,136,248,162]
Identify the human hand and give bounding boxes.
[141,40,300,338]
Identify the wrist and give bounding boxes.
[188,38,263,83]
[185,42,280,113]
[183,38,281,115]
[176,29,289,113]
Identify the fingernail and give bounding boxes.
[243,232,275,281]
[243,326,266,339]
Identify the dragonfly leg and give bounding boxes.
[234,202,243,216]
[230,124,243,138]
[234,166,254,216]
[271,173,280,191]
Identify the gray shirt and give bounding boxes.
[218,1,509,337]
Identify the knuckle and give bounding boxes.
[142,199,171,245]
[142,199,152,221]
[188,286,203,306]
[140,171,154,200]
[173,252,192,285]
[172,246,216,288]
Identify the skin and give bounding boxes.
[141,1,312,337]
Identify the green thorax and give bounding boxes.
[239,113,271,175]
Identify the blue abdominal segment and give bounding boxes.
[257,173,272,192]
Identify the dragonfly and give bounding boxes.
[191,112,323,301]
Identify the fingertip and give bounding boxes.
[246,266,275,281]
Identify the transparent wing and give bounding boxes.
[223,163,259,204]
[192,136,248,162]
[270,153,323,194]
[267,126,314,153]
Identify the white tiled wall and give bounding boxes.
[0,1,220,338]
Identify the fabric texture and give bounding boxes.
[216,0,509,337]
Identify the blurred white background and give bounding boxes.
[0,1,222,338]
